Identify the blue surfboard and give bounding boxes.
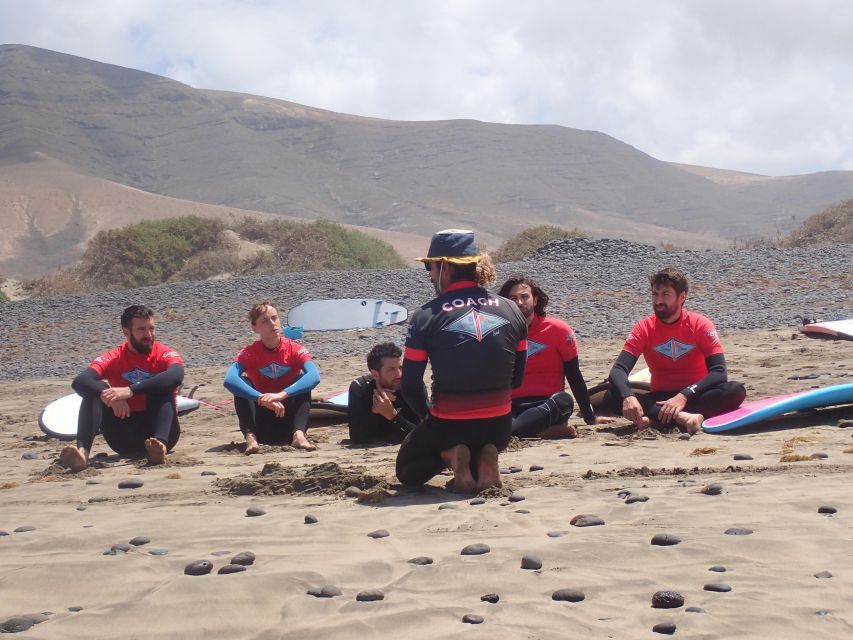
[702,383,853,433]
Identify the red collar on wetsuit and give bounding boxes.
[442,280,478,294]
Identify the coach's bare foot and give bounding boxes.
[144,438,167,465]
[475,444,501,492]
[244,433,260,455]
[60,445,88,472]
[291,430,317,451]
[635,416,651,431]
[676,412,704,435]
[539,423,578,439]
[440,444,476,493]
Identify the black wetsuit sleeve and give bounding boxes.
[564,358,596,424]
[681,353,728,398]
[72,367,107,396]
[511,345,527,389]
[129,364,184,396]
[394,389,421,434]
[402,358,430,419]
[348,377,380,444]
[608,350,639,401]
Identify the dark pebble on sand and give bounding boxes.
[462,614,484,624]
[816,610,830,616]
[344,486,362,497]
[107,543,130,554]
[653,622,677,635]
[679,433,691,440]
[813,452,829,459]
[67,607,83,612]
[356,590,384,602]
[508,493,525,503]
[408,556,433,565]
[231,551,255,566]
[201,470,217,476]
[704,583,732,592]
[184,560,213,576]
[367,529,390,539]
[88,496,108,503]
[725,527,753,536]
[570,514,604,527]
[626,494,649,504]
[814,571,833,579]
[702,483,723,496]
[305,514,318,524]
[76,506,86,511]
[481,594,499,603]
[617,489,632,499]
[509,466,522,473]
[0,617,34,633]
[218,564,247,575]
[552,589,585,603]
[499,468,510,475]
[129,536,150,546]
[515,509,530,514]
[521,555,543,570]
[709,565,727,572]
[461,543,490,556]
[148,548,168,556]
[734,453,753,461]
[438,503,458,510]
[13,526,35,533]
[529,465,544,472]
[246,506,266,517]
[818,505,837,514]
[546,531,566,538]
[686,607,706,613]
[651,591,684,609]
[308,585,342,598]
[86,479,101,485]
[0,531,8,536]
[118,478,144,489]
[470,497,486,505]
[651,533,681,547]
[21,452,39,460]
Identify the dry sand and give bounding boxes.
[1,328,852,638]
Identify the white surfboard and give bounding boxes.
[800,319,853,340]
[588,367,652,408]
[38,393,201,441]
[309,389,350,417]
[288,299,408,331]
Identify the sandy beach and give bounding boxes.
[1,328,852,638]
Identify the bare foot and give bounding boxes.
[144,438,167,465]
[291,430,317,451]
[635,416,651,431]
[475,444,501,492]
[440,444,476,493]
[60,445,88,472]
[676,412,704,435]
[539,422,578,439]
[244,433,260,455]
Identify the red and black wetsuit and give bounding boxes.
[396,280,527,485]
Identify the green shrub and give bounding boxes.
[785,199,853,246]
[493,225,587,262]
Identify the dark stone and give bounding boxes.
[408,556,433,565]
[546,531,566,538]
[308,585,342,598]
[438,503,458,510]
[499,468,511,475]
[246,506,266,517]
[686,607,706,613]
[617,489,632,499]
[118,478,144,489]
[509,466,522,473]
[709,565,727,572]
[515,509,531,514]
[521,555,542,570]
[201,470,217,476]
[110,543,131,553]
[129,536,150,546]
[68,607,83,612]
[0,531,8,536]
[702,483,723,495]
[626,494,649,504]
[14,526,36,533]
[231,552,255,566]
[88,496,108,503]
[653,622,677,635]
[86,479,101,485]
[184,560,213,576]
[508,493,525,503]
[21,452,39,460]
[552,589,585,603]
[571,514,604,527]
[814,571,833,579]
[0,617,34,633]
[818,505,837,514]
[461,543,490,555]
[813,452,829,459]
[529,465,544,472]
[356,590,384,602]
[481,594,499,603]
[679,433,691,440]
[148,548,169,556]
[704,583,732,592]
[462,614,484,624]
[651,533,681,547]
[344,486,362,497]
[815,610,830,616]
[724,527,753,536]
[304,514,318,524]
[76,506,87,511]
[651,591,684,609]
[470,497,486,505]
[733,453,753,461]
[367,529,390,539]
[218,564,247,575]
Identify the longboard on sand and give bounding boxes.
[287,299,407,332]
[588,367,651,408]
[38,393,201,441]
[702,382,853,433]
[800,319,853,341]
[309,389,349,417]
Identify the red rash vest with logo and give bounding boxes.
[404,280,528,420]
[234,338,312,394]
[514,315,578,398]
[622,310,723,392]
[89,341,183,412]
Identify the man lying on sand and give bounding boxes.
[223,300,320,453]
[60,305,184,471]
[605,267,746,434]
[498,274,614,438]
[395,229,528,493]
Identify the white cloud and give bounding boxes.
[1,0,852,175]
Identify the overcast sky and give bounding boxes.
[2,0,852,176]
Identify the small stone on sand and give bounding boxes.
[529,465,544,472]
[13,526,35,533]
[111,543,131,552]
[0,531,7,536]
[304,514,318,524]
[438,503,458,510]
[88,496,108,503]
[818,505,837,514]
[184,560,213,576]
[21,452,39,460]
[546,531,566,538]
[76,506,86,511]
[481,594,499,603]
[148,549,168,556]
[308,585,342,598]
[521,555,542,570]
[813,452,829,459]
[653,622,677,635]
[408,556,433,565]
[246,506,266,517]
[68,607,83,612]
[470,497,486,505]
[118,478,144,489]
[367,529,389,539]
[570,514,604,527]
[617,489,632,499]
[814,571,833,579]
[701,483,723,495]
[515,509,530,514]
[0,617,34,633]
[733,453,753,461]
[344,486,362,497]
[509,466,522,473]
[508,493,525,502]
[651,591,684,609]
[462,614,484,624]
[218,564,247,575]
[499,468,510,475]
[129,536,150,546]
[679,433,691,440]
[626,494,649,504]
[231,551,255,566]
[356,590,384,602]
[686,607,706,613]
[86,479,101,485]
[704,583,732,592]
[552,589,585,603]
[651,533,681,546]
[201,471,217,476]
[709,565,727,572]
[461,543,490,555]
[724,527,753,535]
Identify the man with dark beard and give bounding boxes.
[60,305,184,471]
[605,267,746,434]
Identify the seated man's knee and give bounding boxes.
[550,392,574,417]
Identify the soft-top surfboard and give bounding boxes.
[702,382,853,433]
[309,389,349,417]
[800,319,853,340]
[287,299,407,332]
[38,393,201,441]
[588,367,651,408]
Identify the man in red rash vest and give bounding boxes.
[498,274,614,438]
[396,229,528,493]
[606,267,746,434]
[60,305,184,471]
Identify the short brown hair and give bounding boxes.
[121,305,154,328]
[649,267,688,296]
[248,300,277,324]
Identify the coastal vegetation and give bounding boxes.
[492,225,588,262]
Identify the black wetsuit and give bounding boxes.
[396,280,528,485]
[347,375,420,444]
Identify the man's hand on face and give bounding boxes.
[372,388,397,421]
[656,393,688,424]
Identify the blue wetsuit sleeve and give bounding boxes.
[284,360,320,397]
[224,362,261,401]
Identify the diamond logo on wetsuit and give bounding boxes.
[443,309,510,342]
[258,363,292,380]
[651,338,696,361]
[526,339,547,358]
[121,368,154,385]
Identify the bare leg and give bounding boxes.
[675,412,703,435]
[60,445,88,472]
[144,437,167,464]
[244,432,260,455]
[440,444,476,493]
[291,430,317,451]
[475,444,501,492]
